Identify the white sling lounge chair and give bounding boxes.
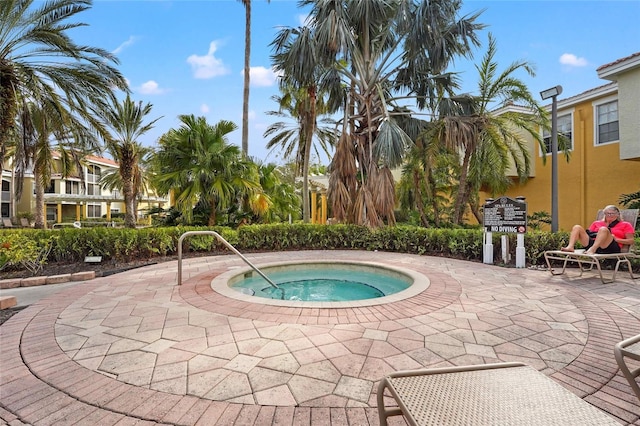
[544,209,638,284]
[615,333,640,403]
[377,362,620,425]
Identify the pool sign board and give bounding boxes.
[483,196,527,233]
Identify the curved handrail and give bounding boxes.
[177,230,279,290]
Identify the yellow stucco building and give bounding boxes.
[1,153,167,226]
[483,52,640,231]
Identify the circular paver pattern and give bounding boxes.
[50,251,592,407]
[4,250,640,425]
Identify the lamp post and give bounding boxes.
[540,85,563,232]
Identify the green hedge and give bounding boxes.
[1,224,638,274]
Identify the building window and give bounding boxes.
[1,179,9,204]
[65,181,81,194]
[543,113,573,153]
[596,100,618,144]
[87,165,101,183]
[1,179,9,217]
[87,204,102,218]
[32,180,56,195]
[46,206,57,222]
[87,183,101,196]
[86,165,102,196]
[45,180,55,194]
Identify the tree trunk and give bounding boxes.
[208,199,217,226]
[241,0,251,156]
[469,200,482,224]
[34,171,46,229]
[121,157,137,228]
[412,171,429,227]
[453,148,472,224]
[301,86,316,223]
[123,182,136,228]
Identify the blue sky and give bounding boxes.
[74,0,640,164]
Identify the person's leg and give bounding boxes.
[561,225,590,252]
[585,227,615,255]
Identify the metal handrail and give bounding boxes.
[177,230,279,290]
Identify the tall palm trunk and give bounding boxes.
[208,199,217,226]
[301,86,317,223]
[121,155,137,228]
[412,171,429,227]
[34,171,46,229]
[453,148,472,224]
[428,172,441,227]
[241,0,251,156]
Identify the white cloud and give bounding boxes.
[200,104,210,114]
[243,66,279,87]
[187,41,230,79]
[559,53,588,67]
[137,80,165,95]
[113,36,137,55]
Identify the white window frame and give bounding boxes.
[1,179,9,218]
[86,182,101,196]
[87,165,101,183]
[541,111,574,155]
[42,180,55,194]
[593,96,619,146]
[1,179,10,202]
[65,180,81,195]
[45,206,57,222]
[86,203,102,218]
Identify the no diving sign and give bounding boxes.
[483,197,527,233]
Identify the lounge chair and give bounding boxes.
[377,362,619,425]
[614,333,640,403]
[20,218,32,227]
[544,209,639,284]
[1,218,14,228]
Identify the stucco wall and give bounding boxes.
[618,68,640,159]
[482,89,640,231]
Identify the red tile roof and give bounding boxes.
[596,51,640,72]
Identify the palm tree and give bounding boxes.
[99,95,161,228]
[263,87,338,222]
[429,34,548,224]
[237,0,270,156]
[99,144,156,225]
[253,160,300,223]
[0,0,127,169]
[152,115,261,226]
[296,0,484,227]
[620,186,640,211]
[398,124,460,227]
[16,100,99,228]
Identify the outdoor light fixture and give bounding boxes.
[540,85,563,232]
[540,85,563,100]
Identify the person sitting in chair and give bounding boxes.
[561,205,635,254]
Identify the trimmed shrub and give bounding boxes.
[0,224,637,275]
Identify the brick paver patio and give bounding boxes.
[1,250,639,425]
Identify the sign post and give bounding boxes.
[483,196,528,267]
[483,198,494,264]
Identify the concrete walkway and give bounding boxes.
[1,250,639,425]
